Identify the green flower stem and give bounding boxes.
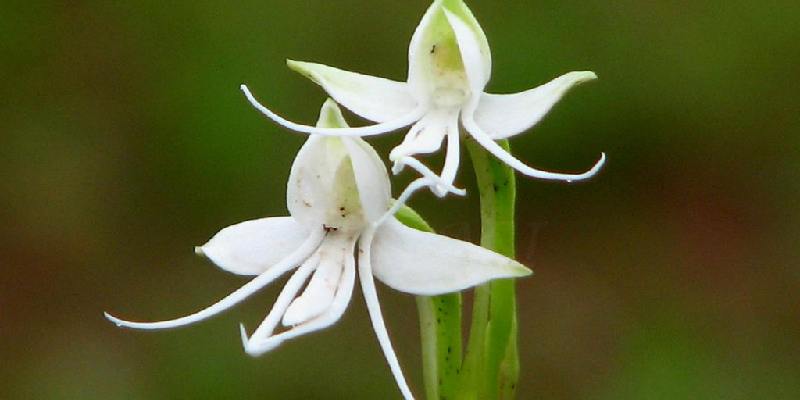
[462,137,519,399]
[416,294,463,400]
[395,205,463,400]
[457,283,491,400]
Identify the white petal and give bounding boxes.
[285,130,365,232]
[243,240,356,355]
[282,235,351,326]
[396,123,446,157]
[358,228,416,400]
[241,84,422,137]
[441,0,491,75]
[104,230,325,330]
[315,98,350,128]
[462,115,606,182]
[287,60,417,123]
[389,112,450,160]
[407,1,490,103]
[341,137,392,224]
[406,0,444,100]
[286,135,348,228]
[196,217,308,276]
[286,102,394,230]
[281,258,341,327]
[371,218,531,296]
[242,251,320,356]
[388,112,466,198]
[443,9,491,106]
[473,71,598,139]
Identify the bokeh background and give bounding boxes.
[2,0,798,399]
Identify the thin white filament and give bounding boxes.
[358,228,415,400]
[437,117,462,197]
[462,115,606,182]
[241,84,423,137]
[392,156,466,197]
[104,230,325,330]
[374,178,429,229]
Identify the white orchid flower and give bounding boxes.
[105,100,530,400]
[240,0,605,196]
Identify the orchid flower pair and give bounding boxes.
[107,100,531,400]
[107,1,605,399]
[241,0,604,196]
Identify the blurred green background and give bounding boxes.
[2,0,798,399]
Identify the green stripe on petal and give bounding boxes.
[441,0,490,62]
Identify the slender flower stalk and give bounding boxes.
[105,100,531,400]
[239,0,604,197]
[394,205,464,400]
[463,138,520,399]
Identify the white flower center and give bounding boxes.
[432,87,468,109]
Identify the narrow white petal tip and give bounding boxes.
[104,312,170,330]
[104,312,132,328]
[285,59,302,69]
[449,186,467,197]
[510,262,533,277]
[239,323,249,347]
[285,59,315,79]
[194,246,205,256]
[247,342,280,357]
[427,178,466,197]
[570,70,598,82]
[240,324,278,357]
[431,184,466,198]
[572,152,606,182]
[391,161,405,175]
[560,152,606,183]
[243,336,282,357]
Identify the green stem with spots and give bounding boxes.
[459,137,519,400]
[457,283,491,400]
[395,206,463,400]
